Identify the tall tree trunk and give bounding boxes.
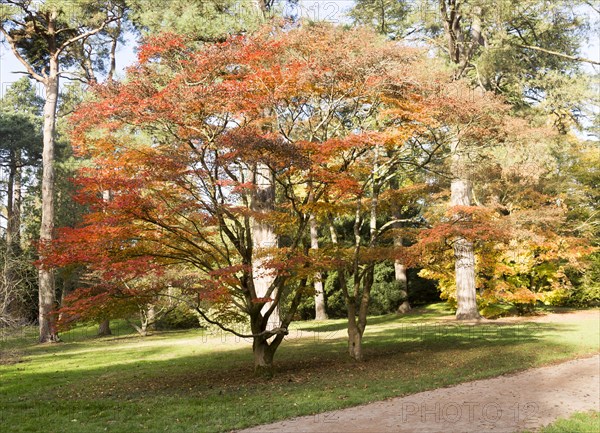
[389,171,410,314]
[450,139,480,320]
[5,151,24,323]
[6,153,16,255]
[96,190,114,337]
[38,58,60,343]
[310,213,327,320]
[249,0,278,328]
[394,245,410,314]
[0,2,124,336]
[13,153,22,252]
[251,163,280,328]
[439,1,482,321]
[107,18,120,82]
[98,319,112,336]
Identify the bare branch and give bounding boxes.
[517,44,600,66]
[54,16,120,59]
[0,26,46,82]
[584,1,600,14]
[194,306,289,339]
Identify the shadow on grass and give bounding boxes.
[1,311,597,433]
[3,321,575,391]
[296,303,455,333]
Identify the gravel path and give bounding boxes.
[239,351,599,433]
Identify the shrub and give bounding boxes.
[156,303,200,330]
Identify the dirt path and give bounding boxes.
[239,312,600,433]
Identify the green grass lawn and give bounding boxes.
[524,411,600,433]
[1,304,599,433]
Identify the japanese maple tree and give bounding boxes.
[47,23,432,374]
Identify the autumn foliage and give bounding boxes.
[43,19,596,370]
[45,23,452,368]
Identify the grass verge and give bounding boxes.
[524,411,600,433]
[1,304,598,433]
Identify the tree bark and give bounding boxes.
[310,213,328,320]
[6,150,23,253]
[251,163,280,329]
[6,152,17,255]
[4,151,24,323]
[347,318,363,361]
[1,2,123,340]
[38,53,60,343]
[389,171,410,314]
[450,139,481,320]
[330,217,366,361]
[437,2,482,320]
[345,147,379,361]
[97,319,112,336]
[107,18,121,82]
[395,256,411,314]
[147,304,156,330]
[253,337,275,378]
[453,236,480,319]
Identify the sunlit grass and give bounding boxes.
[1,305,598,433]
[524,411,600,433]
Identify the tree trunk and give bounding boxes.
[389,172,410,314]
[253,338,275,378]
[38,59,60,343]
[310,213,328,320]
[6,153,17,254]
[395,259,411,314]
[13,152,22,251]
[127,319,147,337]
[98,319,112,336]
[138,304,156,336]
[438,1,482,320]
[453,236,480,319]
[450,139,480,320]
[146,304,156,331]
[251,163,280,329]
[140,321,148,336]
[331,213,365,361]
[345,147,379,361]
[347,318,363,361]
[393,231,411,314]
[5,152,24,323]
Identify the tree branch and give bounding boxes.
[517,44,600,65]
[194,306,288,339]
[0,26,46,82]
[584,1,600,14]
[54,16,119,59]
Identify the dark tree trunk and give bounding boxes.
[4,151,26,324]
[38,52,60,343]
[253,337,275,378]
[98,319,112,336]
